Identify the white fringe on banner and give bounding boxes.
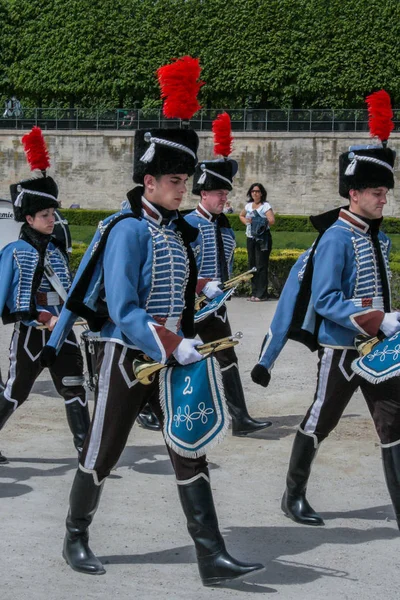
[350,358,400,385]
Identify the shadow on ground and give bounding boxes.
[97,517,399,591]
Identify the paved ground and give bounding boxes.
[0,298,398,600]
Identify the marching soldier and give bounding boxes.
[185,113,272,436]
[42,58,263,585]
[251,90,400,530]
[0,127,89,465]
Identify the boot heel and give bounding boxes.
[199,551,264,586]
[63,533,106,575]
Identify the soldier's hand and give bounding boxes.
[380,312,400,338]
[173,339,203,365]
[251,363,271,388]
[202,280,223,300]
[46,316,59,332]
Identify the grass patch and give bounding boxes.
[235,230,319,249]
[70,225,97,244]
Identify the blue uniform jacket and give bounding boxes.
[0,238,71,327]
[46,196,198,364]
[258,209,390,374]
[184,204,235,291]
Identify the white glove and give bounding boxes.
[173,339,203,365]
[202,280,223,300]
[380,312,400,338]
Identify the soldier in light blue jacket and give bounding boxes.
[252,133,400,531]
[0,157,89,464]
[185,157,272,436]
[41,123,263,584]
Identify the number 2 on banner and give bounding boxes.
[183,376,193,395]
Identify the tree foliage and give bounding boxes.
[1,0,400,109]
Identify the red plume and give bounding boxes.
[366,90,394,142]
[21,126,50,172]
[212,112,233,157]
[157,56,204,121]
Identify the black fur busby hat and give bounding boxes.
[192,112,237,195]
[192,158,238,195]
[339,90,396,199]
[339,147,395,199]
[11,127,59,222]
[133,56,203,185]
[133,128,199,184]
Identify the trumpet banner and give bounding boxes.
[351,331,400,384]
[194,288,235,323]
[159,356,230,457]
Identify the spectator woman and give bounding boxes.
[239,183,275,301]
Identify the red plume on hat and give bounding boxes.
[157,56,204,121]
[212,112,233,158]
[366,90,394,145]
[21,126,51,173]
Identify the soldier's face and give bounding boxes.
[26,208,56,234]
[349,187,389,219]
[201,189,229,215]
[144,174,188,210]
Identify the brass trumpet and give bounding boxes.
[133,331,243,385]
[37,319,87,331]
[194,267,257,310]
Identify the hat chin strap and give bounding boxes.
[140,133,197,163]
[197,166,232,186]
[345,154,394,176]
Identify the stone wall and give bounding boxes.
[0,130,399,216]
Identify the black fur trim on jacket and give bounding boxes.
[287,206,347,351]
[66,212,137,331]
[216,212,232,230]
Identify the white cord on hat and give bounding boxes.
[14,187,58,207]
[197,164,232,186]
[140,132,197,163]
[345,152,394,176]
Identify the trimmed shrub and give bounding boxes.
[70,243,88,275]
[63,209,114,226]
[233,248,303,296]
[226,213,245,231]
[382,219,400,235]
[272,215,316,232]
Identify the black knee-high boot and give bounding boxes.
[382,445,400,530]
[0,392,16,465]
[64,399,91,455]
[177,475,264,586]
[63,469,106,574]
[222,366,272,436]
[281,430,324,526]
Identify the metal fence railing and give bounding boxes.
[1,108,400,132]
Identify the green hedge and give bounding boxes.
[70,243,88,274]
[233,248,303,296]
[62,209,114,226]
[381,219,400,235]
